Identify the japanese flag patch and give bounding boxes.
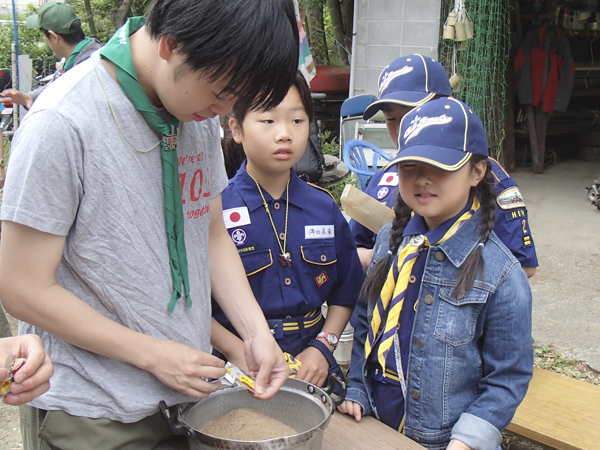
[497,187,526,210]
[223,207,251,229]
[378,172,399,187]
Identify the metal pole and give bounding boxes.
[11,43,18,131]
[11,0,19,131]
[348,1,358,98]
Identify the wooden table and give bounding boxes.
[323,413,425,449]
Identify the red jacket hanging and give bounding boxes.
[515,23,575,112]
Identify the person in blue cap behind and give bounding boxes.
[339,97,534,450]
[212,72,364,387]
[350,54,538,279]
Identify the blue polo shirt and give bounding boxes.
[368,202,474,431]
[349,158,538,268]
[213,162,364,355]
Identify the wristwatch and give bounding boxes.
[317,331,339,349]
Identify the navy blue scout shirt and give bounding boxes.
[213,162,364,355]
[368,202,474,431]
[349,159,539,268]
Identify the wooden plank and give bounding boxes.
[534,104,548,174]
[323,413,425,449]
[507,368,600,449]
[526,105,543,173]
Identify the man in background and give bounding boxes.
[0,1,101,109]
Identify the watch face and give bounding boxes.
[327,334,338,345]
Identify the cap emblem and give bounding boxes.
[379,66,414,96]
[404,114,453,144]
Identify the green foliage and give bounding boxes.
[70,0,121,44]
[320,129,340,157]
[319,128,359,205]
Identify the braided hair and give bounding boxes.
[360,192,412,307]
[360,156,496,307]
[453,156,496,298]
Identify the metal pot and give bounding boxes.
[160,375,345,450]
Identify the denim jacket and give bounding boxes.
[346,211,533,450]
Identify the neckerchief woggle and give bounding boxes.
[64,36,91,71]
[365,197,481,372]
[100,17,191,313]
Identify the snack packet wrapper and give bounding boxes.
[220,362,256,393]
[284,352,302,378]
[1,355,24,398]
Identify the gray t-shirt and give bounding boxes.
[1,51,228,422]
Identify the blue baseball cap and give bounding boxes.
[387,97,488,172]
[363,54,452,120]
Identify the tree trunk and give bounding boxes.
[114,0,135,29]
[305,3,329,65]
[341,0,354,51]
[83,0,97,39]
[326,0,349,65]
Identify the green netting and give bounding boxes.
[439,0,511,160]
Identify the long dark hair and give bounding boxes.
[361,156,496,306]
[222,71,314,177]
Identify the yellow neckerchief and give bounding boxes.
[365,197,481,372]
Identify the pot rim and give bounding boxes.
[178,378,333,446]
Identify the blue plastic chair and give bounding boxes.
[340,94,378,118]
[343,139,393,191]
[339,95,378,152]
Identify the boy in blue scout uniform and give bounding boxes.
[350,54,538,278]
[212,73,364,386]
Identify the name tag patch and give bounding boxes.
[504,209,527,222]
[223,206,251,229]
[305,225,335,239]
[378,172,399,187]
[497,187,526,210]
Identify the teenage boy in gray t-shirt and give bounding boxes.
[0,0,300,447]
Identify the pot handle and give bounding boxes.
[323,373,346,409]
[158,400,193,437]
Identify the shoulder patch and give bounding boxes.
[378,172,399,187]
[497,187,526,210]
[307,182,337,203]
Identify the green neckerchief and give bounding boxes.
[100,17,192,313]
[64,36,91,71]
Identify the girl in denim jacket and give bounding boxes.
[339,98,533,450]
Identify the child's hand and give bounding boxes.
[446,439,474,450]
[1,334,54,406]
[337,400,363,421]
[294,346,329,387]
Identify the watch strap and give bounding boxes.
[317,331,339,348]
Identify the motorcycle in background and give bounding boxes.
[586,177,600,210]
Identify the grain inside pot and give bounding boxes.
[200,407,297,441]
